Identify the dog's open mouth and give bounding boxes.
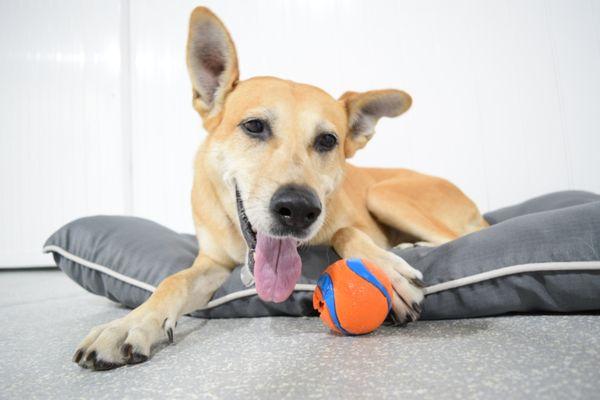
[236,187,302,303]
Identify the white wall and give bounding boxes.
[1,0,599,266]
[0,0,128,266]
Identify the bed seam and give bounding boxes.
[43,245,600,311]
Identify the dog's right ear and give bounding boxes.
[340,89,412,158]
[187,7,239,121]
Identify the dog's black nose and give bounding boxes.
[270,184,322,231]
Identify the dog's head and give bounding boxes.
[187,7,411,302]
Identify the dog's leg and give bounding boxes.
[73,254,230,370]
[331,227,425,324]
[367,182,463,245]
[367,177,488,245]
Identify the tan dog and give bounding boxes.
[73,7,487,370]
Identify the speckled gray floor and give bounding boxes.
[1,270,599,400]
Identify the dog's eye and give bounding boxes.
[243,119,263,133]
[240,118,270,140]
[314,133,338,153]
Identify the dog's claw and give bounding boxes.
[411,277,426,288]
[389,309,411,327]
[73,349,84,363]
[86,350,97,363]
[163,317,176,344]
[120,343,149,365]
[130,352,149,364]
[412,301,422,315]
[93,358,121,371]
[80,349,123,371]
[121,343,132,358]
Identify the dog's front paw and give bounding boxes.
[389,282,424,326]
[73,310,175,371]
[373,254,425,325]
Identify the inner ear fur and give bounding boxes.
[340,89,412,158]
[187,7,239,120]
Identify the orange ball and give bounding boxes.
[313,258,393,335]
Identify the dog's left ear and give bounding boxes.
[340,89,412,158]
[187,7,239,120]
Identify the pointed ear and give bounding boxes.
[187,7,239,119]
[340,89,412,158]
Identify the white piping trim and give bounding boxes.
[197,284,317,311]
[44,244,600,310]
[423,261,600,295]
[42,244,316,310]
[43,245,157,293]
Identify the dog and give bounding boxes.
[73,6,487,370]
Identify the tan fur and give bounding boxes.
[73,7,487,370]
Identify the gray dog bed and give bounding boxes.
[44,191,600,319]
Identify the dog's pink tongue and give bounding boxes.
[254,233,302,303]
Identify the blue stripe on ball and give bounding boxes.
[346,258,392,311]
[316,273,351,335]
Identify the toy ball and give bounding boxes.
[313,258,392,335]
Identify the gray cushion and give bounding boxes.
[44,191,600,320]
[484,190,600,224]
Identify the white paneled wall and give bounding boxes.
[0,0,127,266]
[128,0,600,224]
[1,0,599,266]
[129,1,202,233]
